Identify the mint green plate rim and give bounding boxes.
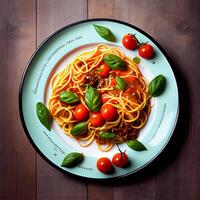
[19,18,179,180]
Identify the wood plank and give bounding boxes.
[149,1,200,199]
[36,1,88,199]
[88,183,113,200]
[88,1,200,200]
[37,0,87,44]
[0,0,36,199]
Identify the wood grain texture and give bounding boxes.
[37,0,87,44]
[88,183,113,200]
[0,0,36,199]
[36,1,88,200]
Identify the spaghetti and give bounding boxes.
[48,44,151,151]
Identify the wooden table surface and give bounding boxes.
[0,0,200,199]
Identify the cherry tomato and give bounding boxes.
[112,153,128,168]
[101,104,117,121]
[124,75,136,83]
[110,78,117,87]
[97,63,110,78]
[123,87,139,104]
[122,34,138,50]
[123,87,136,95]
[90,112,105,127]
[74,104,89,121]
[101,93,110,104]
[112,70,128,76]
[97,157,112,173]
[138,43,154,59]
[101,93,117,104]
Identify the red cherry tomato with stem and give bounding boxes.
[138,43,154,59]
[74,104,89,121]
[101,104,117,121]
[97,63,110,78]
[112,152,128,168]
[97,157,113,173]
[112,145,129,168]
[122,34,138,50]
[90,112,105,127]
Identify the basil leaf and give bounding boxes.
[133,56,141,64]
[71,122,87,136]
[85,86,102,112]
[104,54,125,70]
[149,75,166,97]
[127,140,147,151]
[61,152,84,167]
[59,91,79,104]
[83,83,90,88]
[93,24,116,42]
[115,77,127,91]
[104,54,126,70]
[36,102,51,131]
[99,131,117,141]
[96,68,103,72]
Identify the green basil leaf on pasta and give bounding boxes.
[104,54,125,70]
[115,77,127,91]
[70,122,87,136]
[85,86,102,112]
[127,140,147,151]
[149,75,166,97]
[36,102,51,131]
[133,56,141,64]
[59,91,80,104]
[93,24,116,42]
[61,152,84,167]
[99,131,117,141]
